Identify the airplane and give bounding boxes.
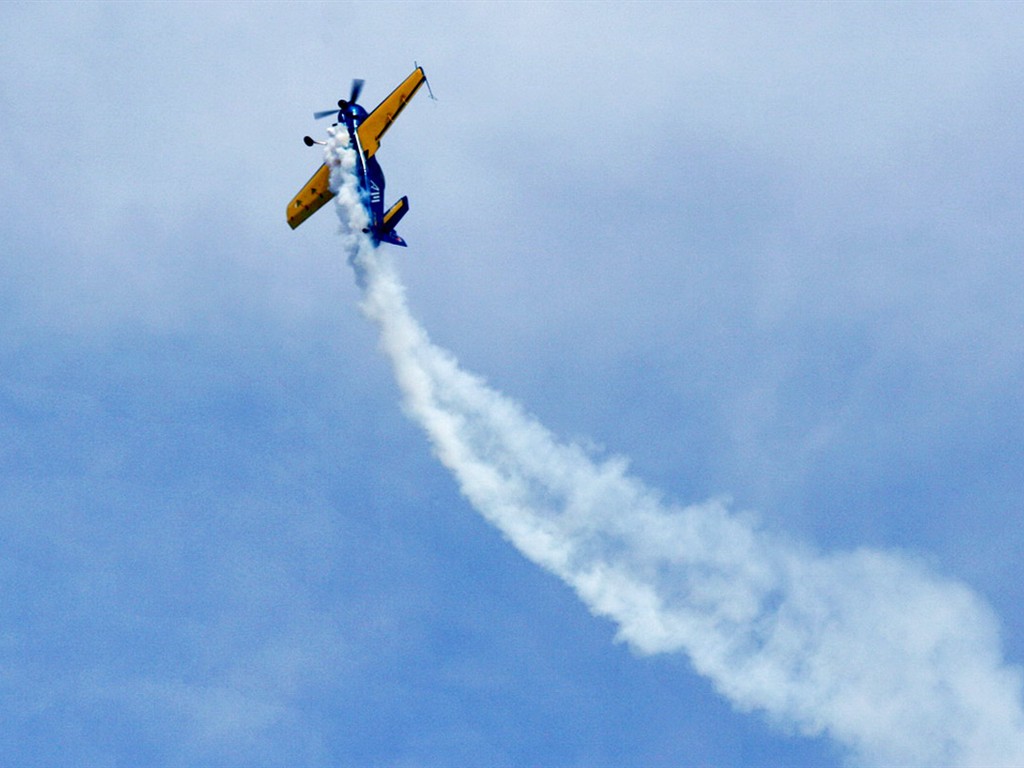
[287,66,429,246]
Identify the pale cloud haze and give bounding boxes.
[3,3,1024,766]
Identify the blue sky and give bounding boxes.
[3,2,1024,766]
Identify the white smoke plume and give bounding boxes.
[325,127,1024,766]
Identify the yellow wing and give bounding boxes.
[286,163,334,230]
[357,67,426,159]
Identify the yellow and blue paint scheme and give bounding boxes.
[286,66,427,247]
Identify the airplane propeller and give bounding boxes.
[313,79,365,120]
[348,78,364,105]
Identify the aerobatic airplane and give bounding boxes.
[287,66,429,246]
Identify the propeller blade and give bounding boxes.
[313,109,338,120]
[349,78,364,104]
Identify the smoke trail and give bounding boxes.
[325,128,1024,766]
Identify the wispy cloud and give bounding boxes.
[329,131,1024,767]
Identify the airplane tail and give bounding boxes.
[378,196,409,247]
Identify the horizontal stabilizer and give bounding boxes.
[379,230,407,247]
[381,196,409,234]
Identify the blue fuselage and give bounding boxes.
[338,105,386,236]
